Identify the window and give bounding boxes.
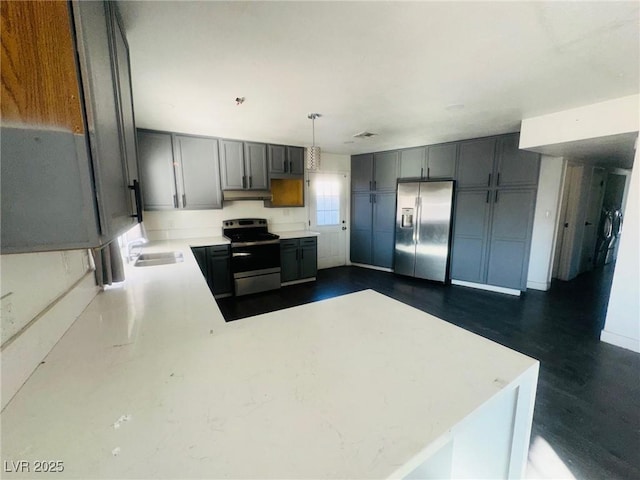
[315,180,340,226]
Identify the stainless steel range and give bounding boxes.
[223,218,281,296]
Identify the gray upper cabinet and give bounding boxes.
[457,137,496,189]
[174,135,222,209]
[496,134,541,187]
[268,145,304,178]
[399,144,456,180]
[288,146,305,175]
[352,154,374,192]
[138,131,177,209]
[1,1,141,253]
[138,130,222,210]
[244,142,268,189]
[399,147,425,179]
[373,151,399,190]
[268,145,287,174]
[220,140,246,189]
[427,143,457,179]
[220,140,268,190]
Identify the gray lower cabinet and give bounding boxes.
[451,188,537,291]
[1,1,140,253]
[280,237,318,283]
[220,140,268,190]
[138,130,222,210]
[192,245,232,297]
[350,192,395,268]
[485,189,537,289]
[450,190,492,284]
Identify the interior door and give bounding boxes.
[579,168,605,273]
[309,172,348,269]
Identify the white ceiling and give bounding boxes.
[119,1,639,163]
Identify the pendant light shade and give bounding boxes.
[306,113,321,171]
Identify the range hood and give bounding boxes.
[223,190,273,201]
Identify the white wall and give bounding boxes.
[601,146,640,352]
[1,249,99,409]
[527,156,565,290]
[1,250,92,345]
[522,95,639,350]
[520,94,639,149]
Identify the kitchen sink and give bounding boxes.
[133,251,184,267]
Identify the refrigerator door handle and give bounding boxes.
[415,196,422,244]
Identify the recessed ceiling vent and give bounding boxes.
[353,131,377,139]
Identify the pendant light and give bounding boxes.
[306,113,321,171]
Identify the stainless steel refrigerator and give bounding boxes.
[394,181,455,282]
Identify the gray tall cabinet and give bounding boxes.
[450,134,539,291]
[350,133,539,292]
[350,152,398,268]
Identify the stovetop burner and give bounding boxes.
[222,218,279,244]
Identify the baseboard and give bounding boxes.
[451,279,521,297]
[600,330,640,353]
[0,272,99,411]
[526,280,551,291]
[350,263,394,273]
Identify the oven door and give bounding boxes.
[231,242,281,276]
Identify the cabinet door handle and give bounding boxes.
[427,167,430,179]
[486,190,490,203]
[182,194,187,207]
[284,160,288,173]
[128,179,143,222]
[301,248,304,259]
[420,167,424,179]
[495,190,499,203]
[173,194,178,208]
[488,173,492,186]
[496,172,500,186]
[369,181,372,190]
[373,180,377,190]
[249,176,252,188]
[242,176,246,189]
[289,160,293,173]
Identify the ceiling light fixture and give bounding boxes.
[307,113,321,171]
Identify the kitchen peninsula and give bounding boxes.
[1,241,538,479]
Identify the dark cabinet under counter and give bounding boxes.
[192,245,232,298]
[280,237,318,284]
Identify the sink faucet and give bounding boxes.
[126,239,147,262]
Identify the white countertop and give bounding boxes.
[1,241,537,479]
[273,230,320,239]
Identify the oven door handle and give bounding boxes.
[232,252,252,257]
[231,239,281,247]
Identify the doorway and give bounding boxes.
[307,172,349,269]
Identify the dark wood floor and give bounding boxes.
[217,264,640,479]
